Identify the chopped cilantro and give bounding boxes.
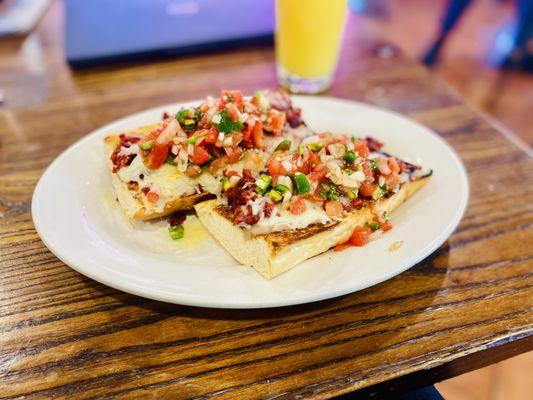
[319,184,340,201]
[214,109,243,134]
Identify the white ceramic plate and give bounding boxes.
[32,96,468,308]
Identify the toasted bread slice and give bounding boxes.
[104,129,212,221]
[195,177,429,279]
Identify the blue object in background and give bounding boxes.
[65,0,275,68]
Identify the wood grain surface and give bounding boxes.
[1,2,532,399]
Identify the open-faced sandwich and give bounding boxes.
[105,89,431,278]
[195,133,431,278]
[105,90,307,220]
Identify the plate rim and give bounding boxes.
[32,96,469,309]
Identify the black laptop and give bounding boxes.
[65,0,275,68]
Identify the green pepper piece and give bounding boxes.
[372,186,387,200]
[221,177,234,192]
[275,140,292,152]
[273,184,291,193]
[182,136,197,145]
[366,221,380,231]
[165,155,177,165]
[293,173,310,194]
[139,140,153,151]
[344,150,357,163]
[307,143,324,152]
[168,225,184,240]
[269,190,283,202]
[255,174,272,192]
[382,211,389,220]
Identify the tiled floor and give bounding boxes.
[354,0,533,146]
[355,1,532,399]
[436,351,533,400]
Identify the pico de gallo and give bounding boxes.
[109,89,428,243]
[219,131,429,244]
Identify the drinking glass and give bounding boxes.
[275,0,348,94]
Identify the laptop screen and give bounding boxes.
[66,0,275,67]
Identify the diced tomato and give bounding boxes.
[204,128,218,144]
[334,243,351,252]
[191,145,211,165]
[325,201,343,217]
[308,191,325,203]
[242,121,253,142]
[139,131,170,169]
[308,164,329,182]
[363,166,375,183]
[348,226,372,247]
[307,151,319,166]
[388,157,400,174]
[381,220,393,232]
[225,103,241,122]
[378,159,392,175]
[267,157,286,178]
[398,161,406,174]
[268,111,286,135]
[225,170,239,178]
[252,120,264,148]
[298,162,311,175]
[359,182,376,197]
[185,165,201,177]
[289,196,307,215]
[146,191,160,203]
[385,174,401,190]
[221,90,244,111]
[226,146,242,163]
[209,158,226,174]
[354,140,369,158]
[145,142,170,169]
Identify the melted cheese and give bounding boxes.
[248,201,331,235]
[118,156,198,201]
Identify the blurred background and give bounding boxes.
[0,0,531,398]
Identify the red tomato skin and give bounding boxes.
[242,122,253,142]
[226,146,242,164]
[192,145,211,165]
[140,131,170,169]
[388,157,400,174]
[307,191,325,203]
[289,197,307,215]
[204,128,218,144]
[221,90,244,111]
[185,165,201,177]
[146,191,160,203]
[325,201,343,217]
[308,165,329,182]
[359,182,376,197]
[348,226,371,247]
[334,243,351,252]
[225,103,241,122]
[354,140,370,158]
[267,158,286,178]
[381,220,393,232]
[208,158,226,174]
[252,121,264,148]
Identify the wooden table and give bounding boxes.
[1,2,532,399]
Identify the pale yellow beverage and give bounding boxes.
[276,0,347,93]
